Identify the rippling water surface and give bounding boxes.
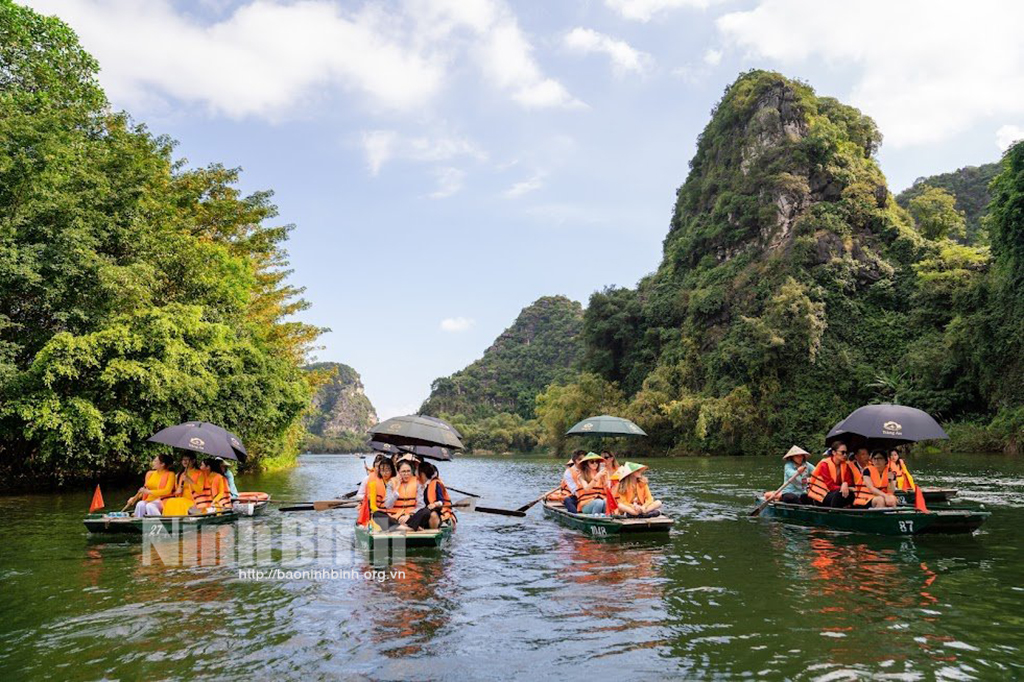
[1,453,1021,680]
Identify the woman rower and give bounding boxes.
[132,453,176,517]
[889,450,916,491]
[386,459,423,530]
[366,459,397,530]
[575,452,609,515]
[770,445,812,503]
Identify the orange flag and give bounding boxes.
[604,486,618,514]
[914,485,929,513]
[356,495,370,526]
[89,484,105,513]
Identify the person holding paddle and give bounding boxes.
[131,453,175,517]
[764,446,813,504]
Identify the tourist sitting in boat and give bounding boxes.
[367,459,396,530]
[357,454,387,501]
[216,456,239,503]
[602,451,621,495]
[806,443,855,507]
[132,453,176,517]
[385,459,423,530]
[406,461,454,530]
[190,458,233,513]
[614,462,663,517]
[175,452,201,499]
[547,457,576,503]
[766,445,812,504]
[575,452,609,515]
[851,451,898,508]
[889,450,916,490]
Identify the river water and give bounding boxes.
[0,453,1021,680]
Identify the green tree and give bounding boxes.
[908,186,967,241]
[534,373,625,454]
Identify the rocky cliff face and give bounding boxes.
[304,362,378,443]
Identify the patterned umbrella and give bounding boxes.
[565,415,647,438]
[826,404,948,444]
[368,415,464,449]
[147,421,247,462]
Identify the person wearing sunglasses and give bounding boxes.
[805,442,855,507]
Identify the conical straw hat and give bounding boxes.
[782,445,810,460]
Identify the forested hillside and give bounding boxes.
[420,296,583,451]
[302,362,378,452]
[0,2,321,485]
[534,71,1022,456]
[896,162,1001,244]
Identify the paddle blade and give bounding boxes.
[475,506,526,518]
[90,485,105,513]
[914,486,929,513]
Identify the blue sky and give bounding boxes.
[25,0,1024,419]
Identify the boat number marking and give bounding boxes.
[898,520,914,533]
[590,526,607,536]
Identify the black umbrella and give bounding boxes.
[369,415,464,449]
[418,414,464,439]
[367,440,401,454]
[147,421,248,462]
[826,404,948,445]
[399,444,454,462]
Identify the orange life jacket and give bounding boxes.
[807,458,851,503]
[426,478,455,525]
[143,470,174,501]
[387,478,419,518]
[889,460,914,490]
[177,468,202,501]
[547,479,571,501]
[855,464,894,506]
[191,472,214,509]
[366,473,387,511]
[576,471,607,508]
[207,473,232,510]
[617,479,653,507]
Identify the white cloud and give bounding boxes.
[428,167,466,199]
[605,0,718,22]
[439,316,474,332]
[564,27,652,76]
[996,124,1024,152]
[25,0,580,116]
[361,130,485,175]
[716,0,1024,148]
[702,48,722,66]
[503,173,545,198]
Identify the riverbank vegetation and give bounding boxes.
[0,3,321,486]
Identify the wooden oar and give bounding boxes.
[451,498,526,517]
[279,500,360,512]
[445,485,481,499]
[749,468,804,517]
[516,487,561,513]
[120,493,141,512]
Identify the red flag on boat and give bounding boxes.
[914,486,929,513]
[356,494,370,526]
[89,484,105,513]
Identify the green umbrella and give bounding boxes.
[565,415,647,438]
[369,415,464,449]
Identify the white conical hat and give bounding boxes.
[783,445,810,460]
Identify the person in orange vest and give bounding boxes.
[614,462,663,517]
[386,459,423,530]
[558,450,586,512]
[406,461,455,530]
[190,458,232,513]
[888,449,916,490]
[850,448,896,508]
[175,452,202,500]
[132,453,176,517]
[575,452,610,514]
[806,442,855,507]
[366,459,397,530]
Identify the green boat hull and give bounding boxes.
[83,509,240,535]
[895,487,958,504]
[759,500,989,535]
[543,502,674,537]
[353,522,454,549]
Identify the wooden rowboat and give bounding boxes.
[83,493,271,534]
[758,499,989,536]
[83,508,239,535]
[354,522,455,550]
[543,502,674,537]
